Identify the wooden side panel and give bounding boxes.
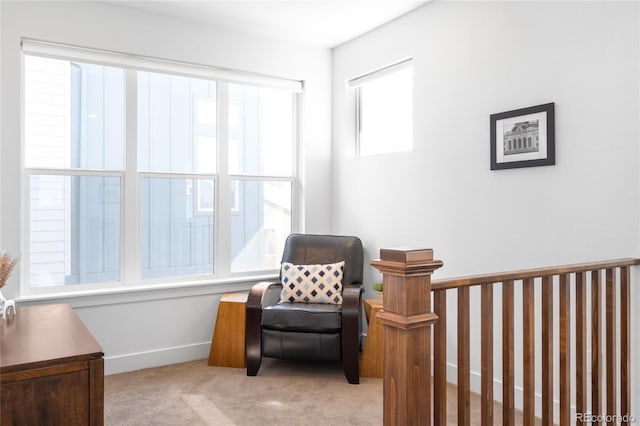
[360,300,384,378]
[89,358,104,426]
[208,293,247,368]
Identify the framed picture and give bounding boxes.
[490,102,555,170]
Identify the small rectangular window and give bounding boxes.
[349,59,413,157]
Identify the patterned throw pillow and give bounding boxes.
[279,261,345,304]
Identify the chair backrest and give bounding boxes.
[280,234,364,286]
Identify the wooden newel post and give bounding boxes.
[371,248,443,426]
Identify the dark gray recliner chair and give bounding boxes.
[245,233,364,384]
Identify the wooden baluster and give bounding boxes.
[481,284,493,426]
[605,268,616,426]
[592,269,602,425]
[424,258,640,426]
[458,287,470,426]
[620,266,630,424]
[541,275,553,426]
[559,274,571,426]
[502,280,515,426]
[575,272,587,424]
[433,290,447,426]
[522,278,535,426]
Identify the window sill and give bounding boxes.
[16,274,279,309]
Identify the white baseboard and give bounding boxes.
[105,341,211,375]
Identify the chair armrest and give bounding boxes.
[246,281,282,375]
[342,284,363,314]
[341,284,363,343]
[341,284,364,384]
[247,281,282,310]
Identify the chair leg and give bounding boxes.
[341,286,362,384]
[342,348,360,384]
[343,361,359,384]
[245,307,263,376]
[246,351,262,376]
[245,327,262,376]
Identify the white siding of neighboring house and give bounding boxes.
[24,56,70,287]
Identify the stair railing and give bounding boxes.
[430,258,639,426]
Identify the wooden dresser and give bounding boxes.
[0,303,104,425]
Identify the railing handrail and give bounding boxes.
[431,257,640,291]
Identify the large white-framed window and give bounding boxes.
[348,58,413,157]
[22,40,302,294]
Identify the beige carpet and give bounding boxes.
[105,358,383,425]
[105,358,532,425]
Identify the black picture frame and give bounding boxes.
[490,102,555,170]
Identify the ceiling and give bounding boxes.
[108,0,430,48]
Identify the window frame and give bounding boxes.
[20,41,303,297]
[227,174,296,275]
[24,168,126,293]
[348,58,413,157]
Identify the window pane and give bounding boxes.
[138,72,216,173]
[140,177,214,279]
[228,84,293,176]
[29,175,121,287]
[25,56,125,169]
[231,180,291,272]
[359,66,413,156]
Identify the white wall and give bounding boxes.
[333,0,639,419]
[0,1,332,374]
[0,1,2,250]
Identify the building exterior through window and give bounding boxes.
[22,41,301,293]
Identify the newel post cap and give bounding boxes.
[371,247,443,276]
